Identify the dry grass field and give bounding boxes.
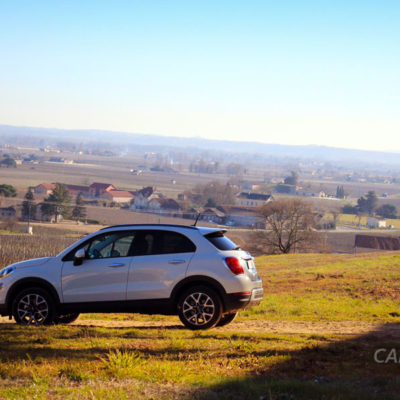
[85,207,215,227]
[323,213,400,229]
[0,231,400,399]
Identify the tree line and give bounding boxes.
[342,190,397,219]
[26,184,87,222]
[0,183,87,222]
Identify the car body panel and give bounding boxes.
[0,257,63,305]
[127,252,195,299]
[61,257,131,303]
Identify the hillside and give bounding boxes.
[2,124,400,167]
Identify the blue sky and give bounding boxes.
[1,1,399,151]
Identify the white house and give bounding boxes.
[148,198,180,211]
[366,217,386,229]
[235,192,273,207]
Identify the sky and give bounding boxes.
[0,1,399,151]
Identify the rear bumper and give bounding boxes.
[223,287,263,313]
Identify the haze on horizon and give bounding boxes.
[1,1,399,153]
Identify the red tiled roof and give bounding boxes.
[90,182,116,190]
[106,190,134,198]
[218,205,261,216]
[37,183,56,190]
[65,184,89,192]
[149,198,180,209]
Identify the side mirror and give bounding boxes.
[73,248,86,266]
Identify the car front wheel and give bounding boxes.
[178,285,222,330]
[12,287,55,325]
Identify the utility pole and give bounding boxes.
[24,200,33,235]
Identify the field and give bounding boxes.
[1,232,400,399]
[327,213,400,229]
[0,156,233,199]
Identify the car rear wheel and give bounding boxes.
[216,312,237,327]
[178,285,222,330]
[12,287,55,325]
[54,313,80,324]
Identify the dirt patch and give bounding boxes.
[68,319,399,336]
[2,315,398,336]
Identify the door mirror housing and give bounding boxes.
[73,248,86,266]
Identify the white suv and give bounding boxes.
[0,224,263,330]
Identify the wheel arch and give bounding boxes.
[171,275,227,310]
[6,278,60,315]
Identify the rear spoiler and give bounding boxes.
[203,229,227,237]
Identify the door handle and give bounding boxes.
[168,260,186,264]
[108,263,125,268]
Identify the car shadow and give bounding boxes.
[191,322,400,400]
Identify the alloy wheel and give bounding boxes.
[182,292,216,326]
[17,293,49,325]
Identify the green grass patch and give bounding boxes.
[1,323,400,399]
[247,252,400,322]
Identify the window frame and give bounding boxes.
[131,229,197,257]
[62,230,136,261]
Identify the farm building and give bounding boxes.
[130,187,157,209]
[235,192,273,207]
[218,205,265,228]
[34,183,89,197]
[102,190,134,204]
[64,184,89,196]
[34,183,56,195]
[148,198,181,211]
[0,207,16,218]
[274,184,298,195]
[88,182,116,197]
[366,217,387,229]
[198,207,226,224]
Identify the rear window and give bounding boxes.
[205,231,239,251]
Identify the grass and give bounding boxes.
[326,212,400,229]
[1,323,400,399]
[244,253,400,322]
[1,233,400,398]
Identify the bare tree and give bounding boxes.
[329,205,342,229]
[259,199,317,254]
[190,181,236,206]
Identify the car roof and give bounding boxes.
[100,224,226,236]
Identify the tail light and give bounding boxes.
[225,257,244,275]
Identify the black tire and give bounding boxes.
[54,313,80,324]
[216,312,237,327]
[12,287,56,325]
[177,285,222,330]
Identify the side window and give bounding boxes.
[87,232,135,259]
[63,231,135,261]
[132,230,196,256]
[157,231,196,254]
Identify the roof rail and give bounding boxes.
[100,223,198,231]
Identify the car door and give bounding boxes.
[61,230,135,303]
[126,229,196,300]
